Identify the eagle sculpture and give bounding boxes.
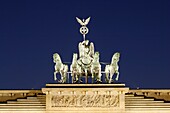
[76,17,91,26]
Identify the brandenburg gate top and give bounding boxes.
[53,17,120,84]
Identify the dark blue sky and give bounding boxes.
[0,0,170,89]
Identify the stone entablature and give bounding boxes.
[1,89,170,103]
[0,88,170,113]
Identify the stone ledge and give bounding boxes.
[46,83,126,88]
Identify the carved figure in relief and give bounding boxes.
[110,95,119,107]
[51,93,119,107]
[53,53,68,83]
[105,52,120,83]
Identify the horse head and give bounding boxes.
[72,53,78,63]
[94,52,99,61]
[111,52,120,64]
[53,53,62,63]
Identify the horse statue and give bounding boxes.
[91,52,102,83]
[53,53,68,83]
[105,52,120,83]
[70,53,81,83]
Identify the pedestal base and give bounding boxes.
[42,84,129,113]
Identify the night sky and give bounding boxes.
[0,0,170,89]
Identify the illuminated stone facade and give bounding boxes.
[0,84,170,113]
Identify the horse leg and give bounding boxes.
[98,67,102,83]
[60,73,66,83]
[54,71,57,81]
[105,65,110,83]
[63,72,67,83]
[78,74,83,83]
[75,74,79,83]
[85,69,88,83]
[105,72,109,83]
[98,73,102,83]
[92,72,95,83]
[109,72,113,83]
[115,71,119,81]
[91,67,95,83]
[71,73,74,83]
[96,70,101,83]
[72,73,78,83]
[59,71,64,83]
[109,75,112,83]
